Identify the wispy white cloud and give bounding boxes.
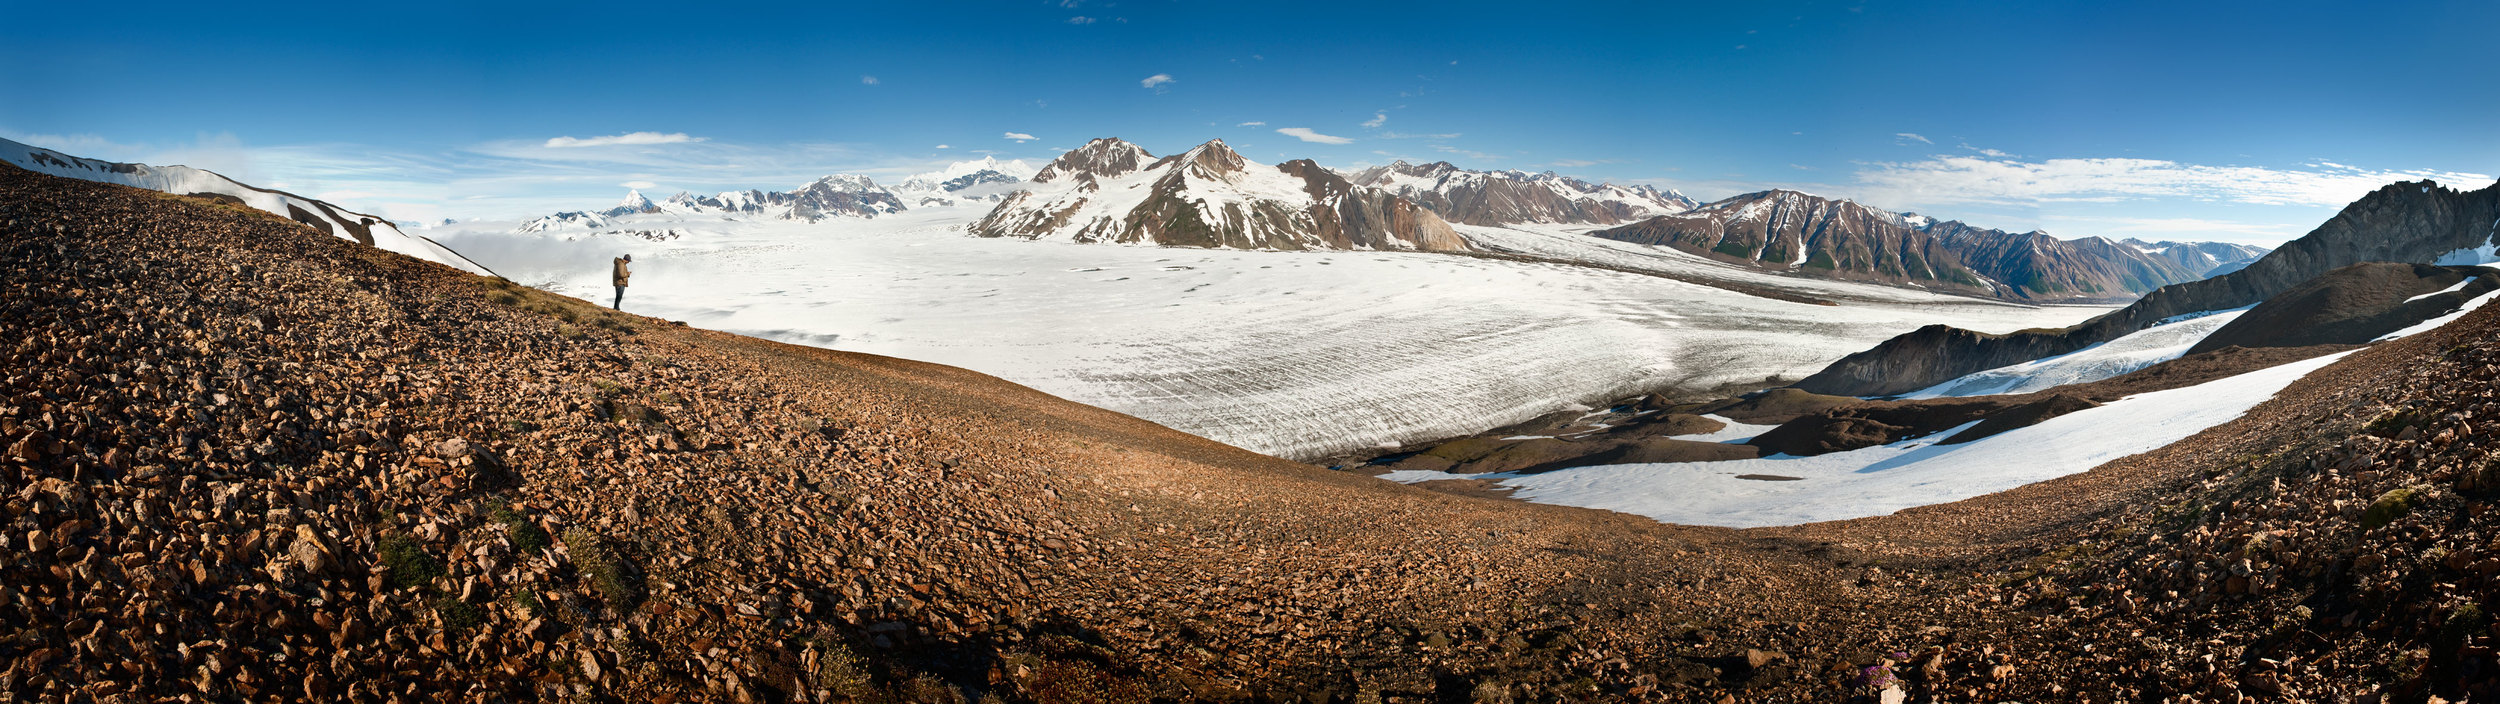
[1003,132,1037,142]
[1959,143,2014,158]
[543,132,705,148]
[1853,155,2493,209]
[1140,73,1175,89]
[860,75,879,85]
[1893,132,1932,145]
[1067,16,1095,24]
[620,180,657,189]
[1362,112,1387,128]
[2039,215,2307,240]
[1430,144,1499,162]
[1547,159,1598,168]
[1235,121,1266,127]
[1276,127,1353,145]
[934,144,950,149]
[0,129,142,157]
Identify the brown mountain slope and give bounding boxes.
[8,160,2498,703]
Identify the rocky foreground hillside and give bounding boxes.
[7,161,2500,703]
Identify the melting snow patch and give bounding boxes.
[1460,351,2351,528]
[2406,277,2479,303]
[2435,243,2500,266]
[2378,288,2500,341]
[1675,414,1780,444]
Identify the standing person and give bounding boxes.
[611,254,631,310]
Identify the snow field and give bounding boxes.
[1434,351,2353,527]
[439,206,2109,460]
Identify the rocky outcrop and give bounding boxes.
[1592,190,2238,302]
[1798,179,2500,396]
[1345,160,1696,226]
[970,138,1469,252]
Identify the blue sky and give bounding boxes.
[5,0,2495,243]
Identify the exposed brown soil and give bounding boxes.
[6,162,2497,703]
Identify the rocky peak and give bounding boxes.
[597,189,661,218]
[800,174,883,194]
[937,170,1017,192]
[1166,139,1249,178]
[1034,138,1153,183]
[618,189,655,211]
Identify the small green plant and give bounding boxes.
[2443,603,2487,651]
[2362,485,2428,529]
[814,639,875,696]
[562,527,641,607]
[435,595,483,631]
[589,379,624,395]
[378,533,443,590]
[511,587,544,616]
[488,499,553,553]
[2366,407,2425,437]
[611,401,664,425]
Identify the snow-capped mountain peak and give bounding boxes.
[600,189,659,218]
[1347,160,1696,226]
[906,155,1038,185]
[1033,138,1153,183]
[972,137,1467,252]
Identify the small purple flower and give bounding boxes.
[1852,663,1898,688]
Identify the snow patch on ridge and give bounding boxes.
[1902,307,2253,399]
[0,136,493,275]
[1439,351,2352,528]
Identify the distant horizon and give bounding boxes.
[6,0,2496,244]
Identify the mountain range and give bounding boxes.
[483,137,2265,303]
[1587,189,2269,302]
[1798,178,2500,396]
[968,137,1470,252]
[516,159,1037,233]
[1344,160,1697,226]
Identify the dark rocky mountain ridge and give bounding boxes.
[1345,160,1698,226]
[1588,189,2264,302]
